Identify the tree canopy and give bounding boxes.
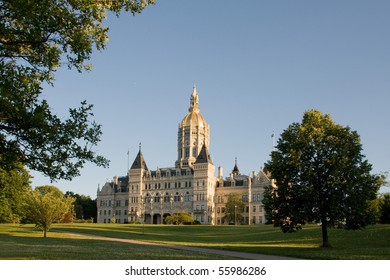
[224,193,245,225]
[24,185,74,237]
[65,191,96,221]
[0,0,154,180]
[164,211,194,225]
[264,110,384,247]
[0,163,31,223]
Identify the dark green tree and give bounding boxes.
[0,0,154,180]
[264,110,384,247]
[0,163,31,223]
[65,191,97,221]
[24,185,75,237]
[380,194,390,224]
[224,193,245,225]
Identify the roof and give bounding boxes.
[195,144,213,164]
[181,111,207,128]
[130,150,148,170]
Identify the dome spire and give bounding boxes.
[189,84,200,113]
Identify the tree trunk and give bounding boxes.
[43,227,47,238]
[321,221,331,247]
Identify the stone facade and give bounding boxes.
[97,86,272,225]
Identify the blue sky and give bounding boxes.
[31,0,390,197]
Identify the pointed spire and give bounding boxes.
[195,143,213,164]
[130,144,148,170]
[189,84,200,113]
[232,157,240,175]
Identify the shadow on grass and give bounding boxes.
[52,224,390,260]
[0,226,231,260]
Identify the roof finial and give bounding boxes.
[189,84,200,113]
[139,142,142,151]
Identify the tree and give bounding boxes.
[0,163,31,223]
[264,110,384,247]
[380,194,390,224]
[65,191,97,221]
[164,211,194,225]
[0,0,154,180]
[224,193,245,225]
[24,185,74,237]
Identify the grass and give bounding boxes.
[0,224,231,260]
[1,223,389,259]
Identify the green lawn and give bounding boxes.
[0,224,231,260]
[1,223,389,259]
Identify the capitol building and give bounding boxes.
[97,86,273,225]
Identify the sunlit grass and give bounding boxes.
[1,223,389,259]
[52,223,390,259]
[0,224,232,260]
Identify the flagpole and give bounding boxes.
[127,149,130,171]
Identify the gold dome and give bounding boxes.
[181,111,206,128]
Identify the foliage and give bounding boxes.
[264,110,384,247]
[164,211,194,225]
[224,193,245,225]
[0,0,154,180]
[24,185,75,237]
[379,194,390,224]
[0,163,31,223]
[65,191,96,221]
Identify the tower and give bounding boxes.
[176,85,210,168]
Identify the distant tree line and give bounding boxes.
[0,165,97,237]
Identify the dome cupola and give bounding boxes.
[176,85,211,168]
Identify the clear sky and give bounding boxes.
[31,0,390,198]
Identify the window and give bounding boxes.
[253,205,257,212]
[184,192,191,202]
[185,148,190,157]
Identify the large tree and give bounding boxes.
[24,185,74,237]
[264,110,384,247]
[0,0,154,180]
[0,163,31,223]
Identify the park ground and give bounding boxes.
[0,223,389,259]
